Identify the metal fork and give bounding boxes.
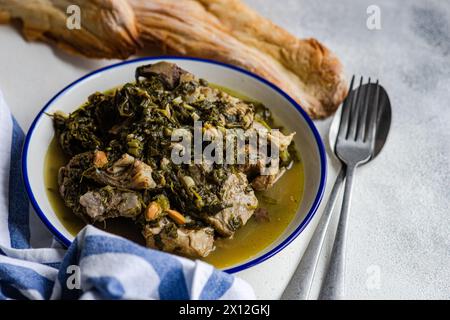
[319,76,381,300]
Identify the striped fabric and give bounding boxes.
[0,91,254,300]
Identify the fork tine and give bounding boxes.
[366,80,380,145]
[347,77,364,140]
[356,78,371,140]
[337,75,355,140]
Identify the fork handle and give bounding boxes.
[319,164,356,300]
[282,167,345,300]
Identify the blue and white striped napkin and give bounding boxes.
[0,91,255,300]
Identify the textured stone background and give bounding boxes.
[244,0,450,299]
[0,0,448,299]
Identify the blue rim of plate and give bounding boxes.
[22,56,327,274]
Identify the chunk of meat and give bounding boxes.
[251,121,295,152]
[58,151,148,222]
[86,153,156,190]
[202,172,258,237]
[240,122,295,190]
[79,186,142,222]
[135,62,187,89]
[143,217,215,258]
[58,151,96,219]
[251,167,286,191]
[268,130,295,153]
[222,95,254,129]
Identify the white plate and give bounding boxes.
[22,57,326,273]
